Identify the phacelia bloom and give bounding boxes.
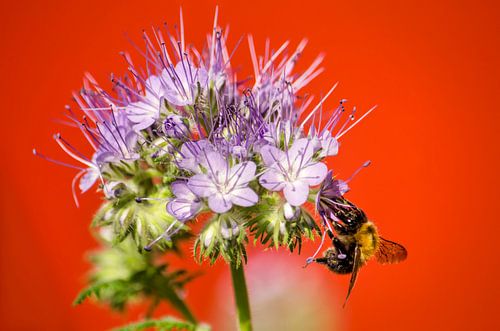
[259,138,328,206]
[188,151,258,213]
[36,8,375,256]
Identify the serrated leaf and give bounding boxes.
[114,316,210,331]
[73,280,131,308]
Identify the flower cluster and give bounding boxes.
[35,10,374,264]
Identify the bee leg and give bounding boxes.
[332,237,348,260]
[314,257,328,264]
[304,225,336,268]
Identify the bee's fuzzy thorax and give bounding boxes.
[354,221,379,264]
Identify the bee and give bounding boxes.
[313,195,407,307]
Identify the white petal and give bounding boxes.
[227,161,256,188]
[320,135,339,157]
[199,151,229,181]
[79,168,99,193]
[259,169,286,191]
[299,162,328,186]
[144,75,165,98]
[260,145,285,166]
[163,87,190,106]
[171,181,196,199]
[283,180,310,206]
[288,138,315,168]
[167,199,201,221]
[188,174,217,197]
[230,188,258,207]
[283,202,295,220]
[208,194,233,213]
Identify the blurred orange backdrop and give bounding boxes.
[1,0,499,330]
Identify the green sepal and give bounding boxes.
[194,212,249,267]
[246,194,320,253]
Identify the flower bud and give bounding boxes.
[220,218,240,239]
[283,202,300,221]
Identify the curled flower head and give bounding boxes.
[259,138,328,206]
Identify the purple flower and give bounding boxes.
[163,62,208,106]
[315,170,350,218]
[187,151,258,213]
[167,181,202,221]
[259,138,327,206]
[163,114,188,138]
[315,130,339,158]
[177,140,216,173]
[125,74,166,131]
[78,156,100,193]
[94,121,139,164]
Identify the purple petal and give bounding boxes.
[288,138,315,166]
[171,181,195,199]
[79,168,99,193]
[299,162,328,186]
[260,145,285,166]
[194,66,209,86]
[167,199,201,221]
[178,140,215,173]
[320,133,339,157]
[228,161,256,188]
[230,188,258,207]
[124,131,138,150]
[208,194,233,213]
[334,179,350,195]
[284,180,310,206]
[163,88,190,106]
[95,151,116,163]
[188,174,217,197]
[259,169,286,191]
[199,151,228,179]
[144,74,165,97]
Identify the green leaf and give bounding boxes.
[113,316,210,331]
[73,280,132,309]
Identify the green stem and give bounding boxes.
[163,287,198,325]
[230,262,253,331]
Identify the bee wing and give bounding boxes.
[343,245,362,308]
[375,237,408,264]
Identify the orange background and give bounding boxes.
[1,0,499,330]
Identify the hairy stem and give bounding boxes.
[230,262,253,331]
